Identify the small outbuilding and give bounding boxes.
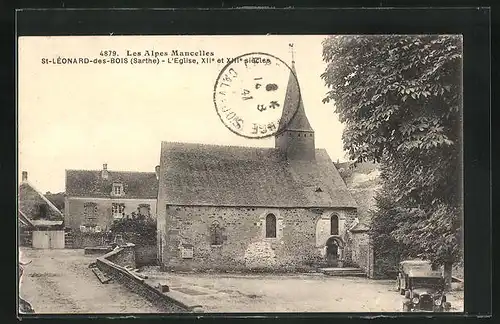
[18,171,65,249]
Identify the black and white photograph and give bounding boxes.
[17,33,465,314]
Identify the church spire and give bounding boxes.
[277,44,314,132]
[275,44,315,160]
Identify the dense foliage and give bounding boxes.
[321,35,462,283]
[109,213,156,246]
[45,192,65,212]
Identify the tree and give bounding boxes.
[45,192,65,212]
[321,35,462,287]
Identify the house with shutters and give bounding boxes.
[64,164,159,233]
[156,57,370,272]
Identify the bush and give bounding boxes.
[110,212,156,246]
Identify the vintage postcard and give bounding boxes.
[18,34,464,314]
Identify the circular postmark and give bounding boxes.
[213,52,301,139]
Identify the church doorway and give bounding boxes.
[325,236,343,267]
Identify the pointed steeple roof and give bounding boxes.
[278,56,314,132]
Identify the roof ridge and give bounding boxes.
[66,169,156,174]
[18,209,35,227]
[162,141,332,152]
[162,141,279,150]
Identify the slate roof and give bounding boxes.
[18,180,64,222]
[18,210,34,228]
[159,142,357,208]
[65,169,158,199]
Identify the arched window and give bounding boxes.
[330,214,339,235]
[210,221,223,245]
[266,214,277,238]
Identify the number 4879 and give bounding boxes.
[100,50,118,56]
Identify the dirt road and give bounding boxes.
[142,268,464,313]
[18,248,464,314]
[19,248,162,314]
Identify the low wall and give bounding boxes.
[105,244,136,269]
[85,246,113,255]
[96,244,198,313]
[71,232,107,248]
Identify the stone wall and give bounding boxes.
[65,197,157,230]
[158,205,356,272]
[106,245,136,269]
[71,231,107,248]
[350,231,374,278]
[96,245,196,313]
[135,245,157,267]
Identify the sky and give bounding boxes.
[18,35,347,193]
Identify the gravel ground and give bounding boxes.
[19,248,163,314]
[18,248,463,314]
[142,267,464,313]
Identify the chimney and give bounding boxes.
[102,163,109,180]
[155,165,160,180]
[22,171,28,182]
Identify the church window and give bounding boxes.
[210,221,223,245]
[330,214,339,235]
[266,214,277,238]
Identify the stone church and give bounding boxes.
[156,59,369,272]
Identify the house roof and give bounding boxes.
[65,169,158,199]
[18,180,64,221]
[159,142,357,208]
[19,210,63,228]
[18,210,34,228]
